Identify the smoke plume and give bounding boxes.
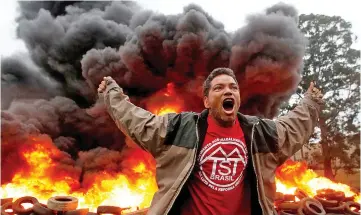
[1,1,306,186]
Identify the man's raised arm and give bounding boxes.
[274,82,324,164]
[98,76,170,156]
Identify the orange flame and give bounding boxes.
[0,135,157,213]
[147,83,183,115]
[275,160,360,203]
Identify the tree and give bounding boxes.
[296,14,360,179]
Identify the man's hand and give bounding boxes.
[306,81,324,102]
[98,76,113,93]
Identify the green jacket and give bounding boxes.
[100,80,322,215]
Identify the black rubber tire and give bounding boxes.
[279,210,298,215]
[1,199,13,206]
[317,189,337,199]
[328,191,345,202]
[304,201,326,215]
[344,201,360,215]
[315,195,339,207]
[344,196,355,202]
[97,206,124,215]
[283,194,295,202]
[33,203,54,215]
[298,197,326,215]
[295,189,308,200]
[120,208,148,215]
[325,213,345,215]
[1,202,13,215]
[278,202,300,210]
[324,202,345,213]
[275,192,284,201]
[64,208,89,215]
[12,196,39,215]
[47,196,78,211]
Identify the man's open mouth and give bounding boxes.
[222,98,235,113]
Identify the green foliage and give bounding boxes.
[294,14,360,177]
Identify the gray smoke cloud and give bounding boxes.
[1,53,63,109]
[230,3,305,116]
[1,1,306,186]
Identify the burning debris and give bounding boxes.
[275,160,360,214]
[0,195,149,215]
[1,1,359,214]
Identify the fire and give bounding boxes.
[156,107,180,116]
[147,83,183,115]
[0,135,157,213]
[275,159,360,203]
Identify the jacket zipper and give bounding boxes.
[164,116,200,214]
[250,121,267,214]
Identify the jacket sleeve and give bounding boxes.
[274,92,323,163]
[99,81,169,157]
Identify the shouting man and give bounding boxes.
[98,68,323,215]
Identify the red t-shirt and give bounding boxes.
[180,115,251,215]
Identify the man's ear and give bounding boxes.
[204,96,210,108]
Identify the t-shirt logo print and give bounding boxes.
[198,138,248,192]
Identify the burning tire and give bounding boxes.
[328,191,345,202]
[314,195,339,207]
[32,203,53,215]
[316,189,345,202]
[344,196,355,202]
[295,189,309,200]
[47,196,78,211]
[276,192,284,201]
[344,201,360,215]
[63,208,89,215]
[1,199,13,206]
[122,208,149,215]
[1,202,13,215]
[317,189,336,198]
[12,196,39,215]
[283,194,296,202]
[278,202,300,210]
[323,202,345,213]
[279,210,298,215]
[298,197,326,215]
[324,213,346,215]
[96,206,128,215]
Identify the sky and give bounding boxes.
[0,0,360,57]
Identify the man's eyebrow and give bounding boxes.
[213,83,224,87]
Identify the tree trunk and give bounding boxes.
[319,118,334,179]
[321,140,333,179]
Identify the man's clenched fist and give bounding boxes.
[306,81,324,101]
[98,76,113,93]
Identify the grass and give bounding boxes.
[314,169,360,191]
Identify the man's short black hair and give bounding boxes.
[202,67,238,97]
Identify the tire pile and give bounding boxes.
[274,189,361,215]
[0,196,148,215]
[2,191,360,215]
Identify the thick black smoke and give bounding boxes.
[1,53,63,109]
[1,1,306,185]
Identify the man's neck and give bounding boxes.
[209,114,235,128]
